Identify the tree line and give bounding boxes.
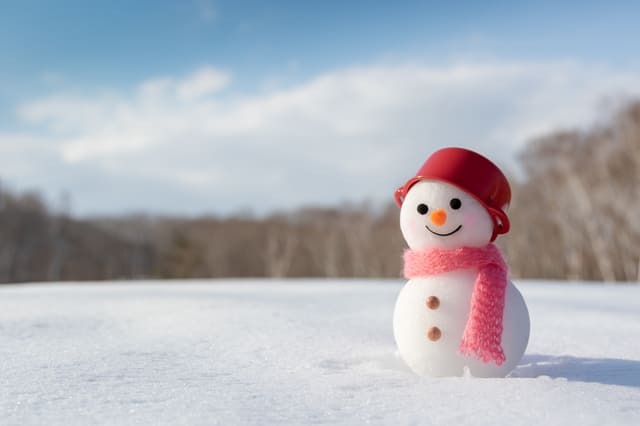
[1,101,639,283]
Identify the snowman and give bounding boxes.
[393,147,529,377]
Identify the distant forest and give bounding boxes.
[1,101,639,283]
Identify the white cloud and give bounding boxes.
[2,60,640,215]
[176,68,230,101]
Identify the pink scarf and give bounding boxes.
[403,244,507,365]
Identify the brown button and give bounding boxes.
[426,326,442,341]
[426,296,440,310]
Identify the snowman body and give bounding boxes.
[394,272,529,377]
[394,178,530,377]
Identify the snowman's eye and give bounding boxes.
[417,204,429,215]
[450,198,462,210]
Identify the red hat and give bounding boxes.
[394,147,511,241]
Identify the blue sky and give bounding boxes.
[1,0,640,215]
[2,1,638,93]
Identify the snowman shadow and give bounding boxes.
[511,354,640,388]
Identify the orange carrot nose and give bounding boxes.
[430,209,447,226]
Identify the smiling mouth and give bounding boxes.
[425,224,463,237]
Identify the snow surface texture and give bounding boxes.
[0,280,639,425]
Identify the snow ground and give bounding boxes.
[0,280,639,426]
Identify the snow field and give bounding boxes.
[0,280,638,425]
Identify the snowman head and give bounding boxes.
[395,147,511,250]
[399,180,495,250]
